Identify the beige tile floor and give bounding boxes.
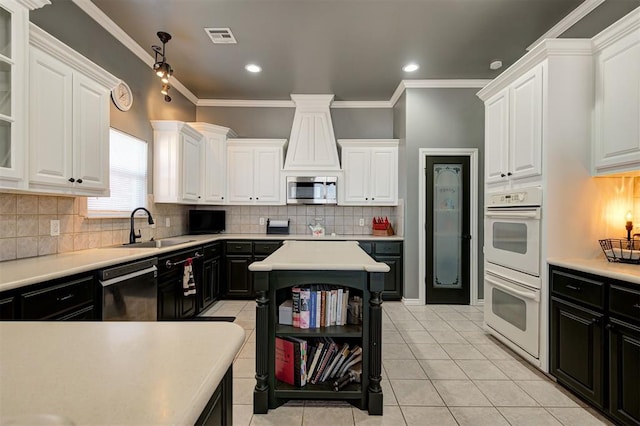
[201,300,612,426]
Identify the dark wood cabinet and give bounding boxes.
[608,318,640,425]
[195,366,233,426]
[225,240,282,299]
[20,274,96,320]
[0,295,17,319]
[550,296,604,408]
[252,268,384,415]
[359,241,403,300]
[201,246,222,313]
[550,265,640,425]
[157,247,202,320]
[226,255,253,298]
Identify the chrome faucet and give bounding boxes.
[129,207,155,244]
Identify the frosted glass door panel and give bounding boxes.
[433,164,462,288]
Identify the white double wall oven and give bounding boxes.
[484,186,542,362]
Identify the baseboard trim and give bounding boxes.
[401,297,422,306]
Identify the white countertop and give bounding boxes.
[249,240,391,272]
[0,321,245,425]
[0,233,402,292]
[548,257,640,285]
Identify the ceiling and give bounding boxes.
[90,0,639,102]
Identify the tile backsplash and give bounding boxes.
[0,193,188,261]
[197,204,402,237]
[0,192,402,262]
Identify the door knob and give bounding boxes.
[462,234,472,240]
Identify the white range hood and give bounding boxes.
[283,94,341,172]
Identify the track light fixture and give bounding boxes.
[152,31,173,102]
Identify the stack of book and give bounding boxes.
[286,285,360,329]
[275,337,363,388]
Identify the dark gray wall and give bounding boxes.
[197,107,393,139]
[560,0,640,38]
[401,88,485,300]
[30,1,196,194]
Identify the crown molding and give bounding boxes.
[331,101,392,108]
[592,6,640,51]
[15,0,50,10]
[526,0,606,51]
[197,99,295,107]
[477,38,593,101]
[389,79,491,107]
[30,23,120,89]
[70,0,198,104]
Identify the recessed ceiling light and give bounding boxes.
[402,63,419,73]
[489,60,503,70]
[245,64,262,73]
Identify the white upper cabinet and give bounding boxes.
[483,64,543,188]
[188,122,236,204]
[152,120,204,204]
[28,24,117,196]
[338,139,398,206]
[227,139,285,205]
[0,0,48,189]
[592,10,640,175]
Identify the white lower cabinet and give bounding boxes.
[338,139,398,205]
[28,25,117,196]
[592,12,640,175]
[152,121,204,204]
[226,139,285,205]
[188,122,236,204]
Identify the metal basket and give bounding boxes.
[599,238,640,264]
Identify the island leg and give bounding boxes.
[253,286,269,414]
[368,288,383,415]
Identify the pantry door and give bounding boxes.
[425,156,471,304]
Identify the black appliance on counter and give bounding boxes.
[188,210,225,234]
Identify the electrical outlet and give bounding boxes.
[259,217,265,225]
[359,218,365,226]
[50,220,60,236]
[165,217,171,227]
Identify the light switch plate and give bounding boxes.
[359,218,365,226]
[259,217,265,225]
[50,220,60,236]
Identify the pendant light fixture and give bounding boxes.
[152,31,173,102]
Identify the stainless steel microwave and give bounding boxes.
[286,176,337,205]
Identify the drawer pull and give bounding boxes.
[57,294,74,302]
[591,318,600,325]
[565,285,581,291]
[634,304,640,309]
[235,246,243,249]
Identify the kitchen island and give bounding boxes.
[249,240,389,415]
[0,321,244,425]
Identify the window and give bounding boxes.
[87,128,148,217]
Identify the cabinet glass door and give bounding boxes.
[0,5,11,169]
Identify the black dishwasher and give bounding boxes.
[158,247,204,320]
[99,257,158,321]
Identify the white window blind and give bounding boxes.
[87,129,148,217]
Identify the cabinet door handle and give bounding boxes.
[591,318,600,325]
[605,323,613,330]
[77,178,83,184]
[633,303,640,309]
[249,197,253,200]
[57,294,74,302]
[68,177,75,183]
[500,173,506,178]
[372,198,375,200]
[565,285,581,291]
[256,197,259,200]
[507,172,512,176]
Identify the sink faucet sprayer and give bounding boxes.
[129,207,155,244]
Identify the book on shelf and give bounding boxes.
[282,285,358,330]
[311,338,337,385]
[322,342,349,382]
[288,336,308,386]
[307,340,324,380]
[299,288,311,329]
[292,287,301,328]
[275,336,295,386]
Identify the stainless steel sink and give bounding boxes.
[106,238,196,249]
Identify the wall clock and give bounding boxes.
[111,80,133,111]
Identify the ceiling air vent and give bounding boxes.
[204,27,237,44]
